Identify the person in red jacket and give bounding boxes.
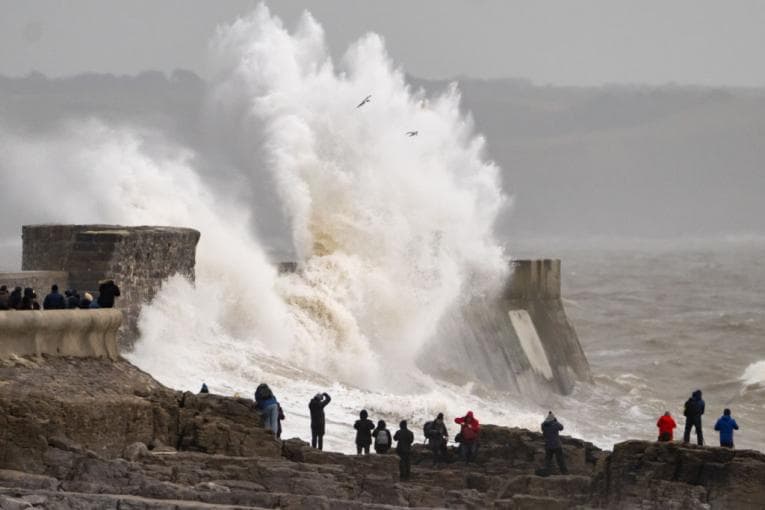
[455,411,480,463]
[656,411,677,442]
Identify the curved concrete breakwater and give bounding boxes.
[0,309,121,360]
[425,259,591,395]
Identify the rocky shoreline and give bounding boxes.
[0,357,763,509]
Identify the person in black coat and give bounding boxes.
[43,284,67,310]
[353,409,375,455]
[97,279,121,308]
[683,389,705,445]
[309,392,331,450]
[394,420,415,480]
[0,285,9,310]
[66,289,80,309]
[538,411,568,476]
[8,287,22,309]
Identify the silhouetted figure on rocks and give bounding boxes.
[372,420,392,454]
[43,284,66,310]
[538,411,568,476]
[714,408,739,448]
[425,413,449,466]
[657,411,677,442]
[455,411,480,463]
[199,383,209,394]
[97,279,121,308]
[254,383,280,438]
[0,285,9,310]
[309,392,331,450]
[394,420,414,481]
[66,289,80,309]
[8,287,22,309]
[683,389,705,445]
[354,409,375,455]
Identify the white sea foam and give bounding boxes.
[741,360,765,387]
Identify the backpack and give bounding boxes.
[423,421,434,440]
[375,430,389,445]
[684,398,698,418]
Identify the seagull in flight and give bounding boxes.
[406,130,418,137]
[356,94,372,108]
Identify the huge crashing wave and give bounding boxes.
[1,6,563,450]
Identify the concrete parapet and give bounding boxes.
[0,309,121,360]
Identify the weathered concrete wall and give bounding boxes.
[22,225,200,349]
[0,271,69,297]
[422,258,591,396]
[0,309,121,360]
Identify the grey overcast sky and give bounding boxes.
[1,0,765,87]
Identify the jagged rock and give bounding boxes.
[124,442,150,461]
[0,495,32,510]
[1,356,764,509]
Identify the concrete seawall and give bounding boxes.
[0,309,121,360]
[422,259,590,395]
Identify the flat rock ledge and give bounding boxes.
[1,357,764,509]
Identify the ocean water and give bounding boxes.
[0,5,763,453]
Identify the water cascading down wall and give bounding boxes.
[423,259,591,395]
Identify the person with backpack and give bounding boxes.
[394,420,414,481]
[714,408,739,448]
[372,420,392,454]
[354,409,375,455]
[454,411,480,463]
[683,389,705,445]
[656,411,677,442]
[538,411,568,476]
[308,392,332,450]
[254,383,280,438]
[424,413,449,466]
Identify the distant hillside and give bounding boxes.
[2,72,764,239]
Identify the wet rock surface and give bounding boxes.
[1,357,763,509]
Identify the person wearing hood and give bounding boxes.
[539,411,568,475]
[354,409,375,455]
[714,408,739,448]
[43,284,66,310]
[309,392,332,450]
[254,383,280,438]
[8,287,22,310]
[427,413,449,466]
[683,390,705,445]
[454,411,480,463]
[656,411,677,442]
[199,383,209,394]
[97,279,121,308]
[66,289,80,309]
[372,420,392,454]
[394,420,414,480]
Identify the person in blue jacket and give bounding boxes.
[254,383,280,438]
[714,408,739,448]
[43,284,67,310]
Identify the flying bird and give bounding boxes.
[356,95,372,108]
[406,131,418,137]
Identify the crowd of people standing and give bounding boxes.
[0,280,120,310]
[198,382,745,482]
